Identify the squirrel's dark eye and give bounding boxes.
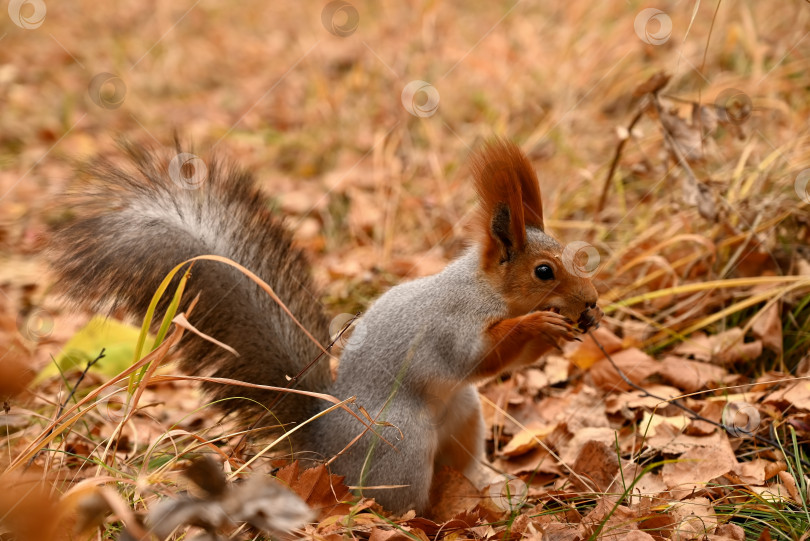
[534,264,554,281]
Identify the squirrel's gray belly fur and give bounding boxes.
[318,251,506,511]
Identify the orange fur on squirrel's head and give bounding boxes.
[471,139,601,327]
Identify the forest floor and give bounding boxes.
[1,1,810,540]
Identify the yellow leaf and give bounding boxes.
[37,317,148,382]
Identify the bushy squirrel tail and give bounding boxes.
[49,142,332,428]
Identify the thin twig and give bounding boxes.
[56,348,106,419]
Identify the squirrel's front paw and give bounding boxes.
[529,311,579,348]
[578,305,603,332]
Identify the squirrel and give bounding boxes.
[49,138,602,515]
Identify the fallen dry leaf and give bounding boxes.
[500,423,555,457]
[662,436,737,497]
[764,380,810,411]
[275,462,354,519]
[426,466,480,522]
[668,497,717,539]
[570,440,620,492]
[606,384,683,414]
[658,355,727,393]
[589,348,659,391]
[733,458,773,486]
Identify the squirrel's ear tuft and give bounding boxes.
[471,139,544,265]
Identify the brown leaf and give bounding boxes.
[589,348,659,391]
[570,440,619,492]
[658,355,728,393]
[734,458,773,486]
[618,463,667,500]
[662,436,737,497]
[582,497,639,538]
[675,329,763,366]
[765,380,810,411]
[606,384,682,415]
[275,463,354,519]
[369,527,415,541]
[777,470,801,502]
[645,422,728,456]
[684,400,724,436]
[669,497,717,538]
[715,523,746,541]
[559,427,618,465]
[674,333,713,362]
[427,466,480,522]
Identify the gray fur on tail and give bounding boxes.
[49,142,331,437]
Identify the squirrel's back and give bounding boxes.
[50,142,331,431]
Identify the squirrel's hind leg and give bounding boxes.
[433,385,494,486]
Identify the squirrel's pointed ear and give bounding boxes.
[472,139,545,266]
[490,202,516,263]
